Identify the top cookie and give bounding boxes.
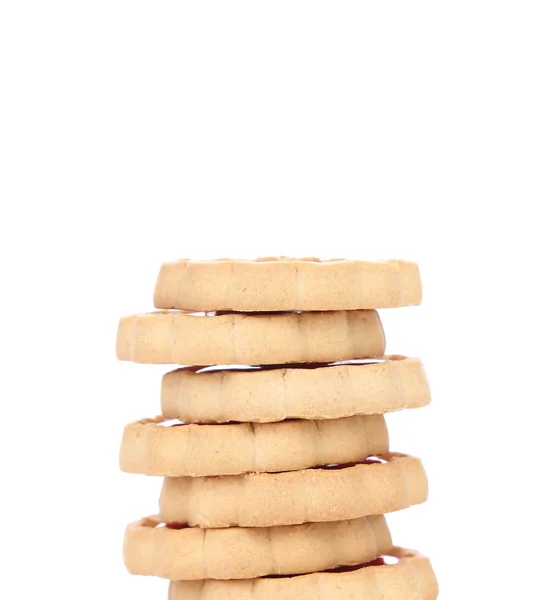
[154,257,422,312]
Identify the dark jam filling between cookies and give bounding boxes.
[162,418,362,427]
[159,419,313,427]
[313,456,387,470]
[163,523,191,530]
[158,419,243,427]
[194,358,385,374]
[160,418,318,427]
[183,311,303,317]
[263,556,399,579]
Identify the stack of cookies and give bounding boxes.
[117,257,438,599]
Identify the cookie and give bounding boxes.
[119,414,389,477]
[169,547,438,599]
[159,453,428,528]
[116,310,385,365]
[161,356,430,423]
[154,257,422,312]
[123,514,392,581]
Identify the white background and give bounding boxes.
[1,2,556,599]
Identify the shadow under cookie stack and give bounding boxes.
[117,257,439,599]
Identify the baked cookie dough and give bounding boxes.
[161,356,430,423]
[154,257,422,312]
[119,414,389,477]
[123,514,392,581]
[160,453,428,528]
[116,310,385,365]
[169,547,438,599]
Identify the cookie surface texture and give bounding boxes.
[154,258,422,312]
[116,310,385,365]
[159,453,428,528]
[161,356,430,423]
[123,515,392,580]
[168,547,438,599]
[119,414,389,476]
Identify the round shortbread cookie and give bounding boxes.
[119,414,389,477]
[123,514,392,581]
[169,547,438,600]
[159,453,428,528]
[161,356,430,423]
[154,257,422,312]
[116,309,385,365]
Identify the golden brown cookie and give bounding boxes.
[154,257,422,312]
[116,310,385,365]
[169,547,438,599]
[161,356,430,423]
[123,514,392,581]
[160,453,428,528]
[119,414,389,476]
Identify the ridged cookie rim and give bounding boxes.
[159,453,428,528]
[123,514,392,581]
[169,546,438,599]
[119,414,389,476]
[154,258,422,311]
[161,355,430,423]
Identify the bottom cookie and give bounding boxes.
[168,547,438,599]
